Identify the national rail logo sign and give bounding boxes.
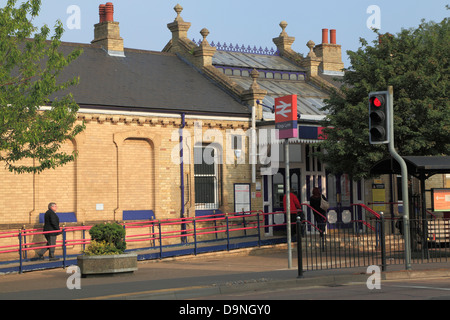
[275,94,298,139]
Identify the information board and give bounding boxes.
[432,189,450,212]
[234,183,251,214]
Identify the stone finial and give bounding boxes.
[273,21,295,54]
[193,27,216,67]
[174,4,184,22]
[249,69,260,90]
[167,3,191,43]
[241,69,267,120]
[306,40,316,58]
[279,21,288,37]
[242,69,267,120]
[200,28,210,46]
[301,40,321,77]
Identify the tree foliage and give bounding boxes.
[0,0,84,173]
[318,13,449,180]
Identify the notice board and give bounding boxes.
[432,189,450,212]
[234,183,251,214]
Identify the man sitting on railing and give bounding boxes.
[37,203,62,261]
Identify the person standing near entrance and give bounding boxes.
[37,203,61,261]
[283,191,303,236]
[309,187,328,235]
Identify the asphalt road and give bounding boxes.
[1,246,450,303]
[192,277,450,300]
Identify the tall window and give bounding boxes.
[194,145,221,210]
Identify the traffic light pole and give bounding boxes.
[387,86,412,270]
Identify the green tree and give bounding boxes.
[0,0,84,174]
[318,14,449,180]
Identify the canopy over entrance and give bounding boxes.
[370,156,450,180]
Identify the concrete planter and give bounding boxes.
[77,253,138,277]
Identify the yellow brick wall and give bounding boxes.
[0,159,34,225]
[0,112,260,229]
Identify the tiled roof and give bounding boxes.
[52,43,250,117]
[211,49,331,121]
[213,50,304,72]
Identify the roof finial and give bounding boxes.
[306,40,316,58]
[273,21,295,55]
[279,21,288,37]
[200,28,210,47]
[174,4,184,22]
[249,69,260,90]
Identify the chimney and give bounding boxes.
[91,2,125,57]
[99,4,106,23]
[105,2,114,22]
[330,29,336,44]
[313,28,344,74]
[322,28,329,44]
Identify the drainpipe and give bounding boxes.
[252,105,256,183]
[180,113,186,218]
[180,113,186,242]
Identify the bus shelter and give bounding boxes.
[371,156,450,252]
[371,156,450,218]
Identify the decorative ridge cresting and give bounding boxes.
[192,39,280,56]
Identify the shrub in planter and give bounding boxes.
[78,222,136,277]
[84,222,126,255]
[83,240,122,256]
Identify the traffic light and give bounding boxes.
[369,91,390,144]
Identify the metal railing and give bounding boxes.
[1,207,449,274]
[296,213,450,276]
[0,210,291,273]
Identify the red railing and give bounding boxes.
[2,210,314,273]
[301,203,327,222]
[1,206,382,273]
[351,203,381,219]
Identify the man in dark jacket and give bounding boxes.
[309,187,328,235]
[37,203,61,261]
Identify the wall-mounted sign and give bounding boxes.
[234,183,251,214]
[372,179,386,212]
[432,189,450,212]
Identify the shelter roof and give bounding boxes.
[370,156,450,179]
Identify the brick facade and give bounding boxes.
[0,113,257,228]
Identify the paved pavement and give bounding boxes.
[0,244,449,301]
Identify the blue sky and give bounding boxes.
[23,0,450,67]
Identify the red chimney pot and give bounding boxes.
[322,29,329,44]
[99,4,106,23]
[105,2,114,22]
[330,29,336,44]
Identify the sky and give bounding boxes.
[17,0,450,67]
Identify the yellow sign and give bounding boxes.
[372,189,386,212]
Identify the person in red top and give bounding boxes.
[283,191,303,236]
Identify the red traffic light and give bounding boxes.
[370,96,384,108]
[368,91,390,145]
